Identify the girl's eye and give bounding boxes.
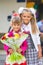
[28,16,30,18]
[17,24,20,26]
[14,24,20,26]
[14,24,15,25]
[23,16,31,18]
[27,16,31,18]
[23,16,26,17]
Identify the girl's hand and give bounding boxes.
[38,50,42,59]
[38,44,42,59]
[8,48,14,54]
[17,48,22,53]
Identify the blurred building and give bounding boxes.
[26,0,43,21]
[0,0,26,33]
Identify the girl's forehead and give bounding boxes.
[22,11,31,16]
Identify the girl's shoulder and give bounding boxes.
[7,30,14,37]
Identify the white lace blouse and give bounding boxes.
[22,23,41,51]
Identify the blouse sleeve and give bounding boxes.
[36,33,41,45]
[32,23,41,45]
[36,23,41,45]
[30,23,41,51]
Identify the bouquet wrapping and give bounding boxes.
[0,32,28,65]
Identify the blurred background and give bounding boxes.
[0,0,43,65]
[0,0,43,33]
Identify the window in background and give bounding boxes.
[7,15,11,22]
[17,0,25,2]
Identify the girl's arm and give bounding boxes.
[4,44,14,54]
[4,44,9,51]
[20,40,28,55]
[4,44,9,54]
[38,44,42,58]
[36,31,42,58]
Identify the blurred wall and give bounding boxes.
[37,3,43,21]
[0,0,26,33]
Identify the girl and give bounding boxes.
[4,14,28,65]
[8,13,18,32]
[20,8,42,65]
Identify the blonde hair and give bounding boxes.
[30,14,39,34]
[11,16,22,26]
[22,8,39,34]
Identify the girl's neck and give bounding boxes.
[23,22,30,25]
[13,29,21,33]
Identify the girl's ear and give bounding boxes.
[31,16,33,20]
[30,16,35,23]
[30,14,34,20]
[20,14,22,18]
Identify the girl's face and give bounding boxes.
[21,11,32,24]
[12,23,21,32]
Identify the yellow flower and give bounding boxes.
[14,33,20,39]
[4,33,8,38]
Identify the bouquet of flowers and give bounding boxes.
[0,32,28,65]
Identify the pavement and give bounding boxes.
[0,50,6,65]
